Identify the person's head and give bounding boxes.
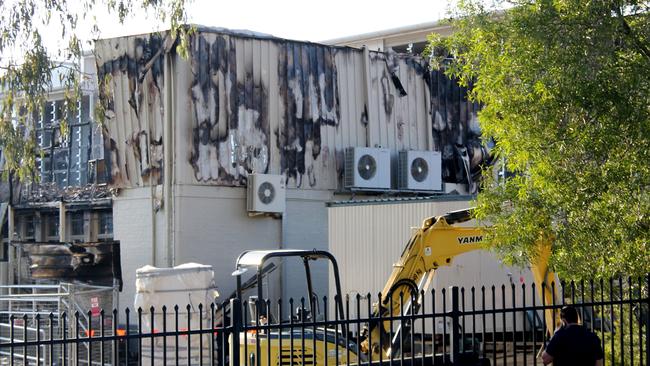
[560,306,580,325]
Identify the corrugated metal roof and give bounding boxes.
[326,194,475,207]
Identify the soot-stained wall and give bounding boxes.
[96,33,167,188]
[94,28,488,193]
[188,33,341,187]
[429,70,491,193]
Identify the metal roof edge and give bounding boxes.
[95,24,361,52]
[321,20,451,45]
[326,194,475,208]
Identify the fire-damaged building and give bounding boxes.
[0,54,124,327]
[1,22,491,309]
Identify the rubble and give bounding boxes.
[19,182,118,204]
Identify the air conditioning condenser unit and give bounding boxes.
[247,174,286,213]
[397,150,442,191]
[344,147,391,190]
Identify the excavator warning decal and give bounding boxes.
[457,236,483,244]
[424,247,432,256]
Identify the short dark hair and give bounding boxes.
[560,306,579,323]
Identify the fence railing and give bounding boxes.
[0,276,648,366]
[0,282,118,365]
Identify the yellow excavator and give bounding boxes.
[231,208,559,365]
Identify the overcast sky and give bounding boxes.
[94,0,454,43]
[2,0,458,63]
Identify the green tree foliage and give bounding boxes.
[0,0,189,181]
[429,1,650,278]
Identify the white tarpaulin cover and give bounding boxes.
[134,263,219,364]
[134,263,219,310]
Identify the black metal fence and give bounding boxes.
[1,276,648,365]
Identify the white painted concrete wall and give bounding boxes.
[112,187,156,311]
[115,184,338,313]
[173,185,282,303]
[280,190,332,316]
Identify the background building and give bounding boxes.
[324,20,453,54]
[0,53,117,288]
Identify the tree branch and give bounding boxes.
[614,2,650,64]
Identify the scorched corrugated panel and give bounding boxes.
[94,27,484,191]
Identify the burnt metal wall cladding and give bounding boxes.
[429,70,488,193]
[96,34,166,187]
[95,29,488,191]
[189,33,268,184]
[277,42,340,186]
[189,33,341,186]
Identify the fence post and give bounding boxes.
[646,274,649,366]
[230,298,242,366]
[450,286,461,365]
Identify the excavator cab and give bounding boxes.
[233,249,347,323]
[231,249,359,366]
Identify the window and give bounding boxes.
[35,95,99,187]
[97,211,113,241]
[68,212,85,242]
[43,214,60,242]
[15,215,35,242]
[24,216,35,240]
[0,223,7,262]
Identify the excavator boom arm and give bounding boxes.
[363,209,558,360]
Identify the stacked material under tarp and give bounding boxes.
[135,263,219,365]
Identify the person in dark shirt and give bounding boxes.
[541,305,604,366]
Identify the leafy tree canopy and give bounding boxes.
[429,0,650,278]
[0,0,189,181]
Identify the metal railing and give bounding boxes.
[0,276,647,365]
[0,283,118,365]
